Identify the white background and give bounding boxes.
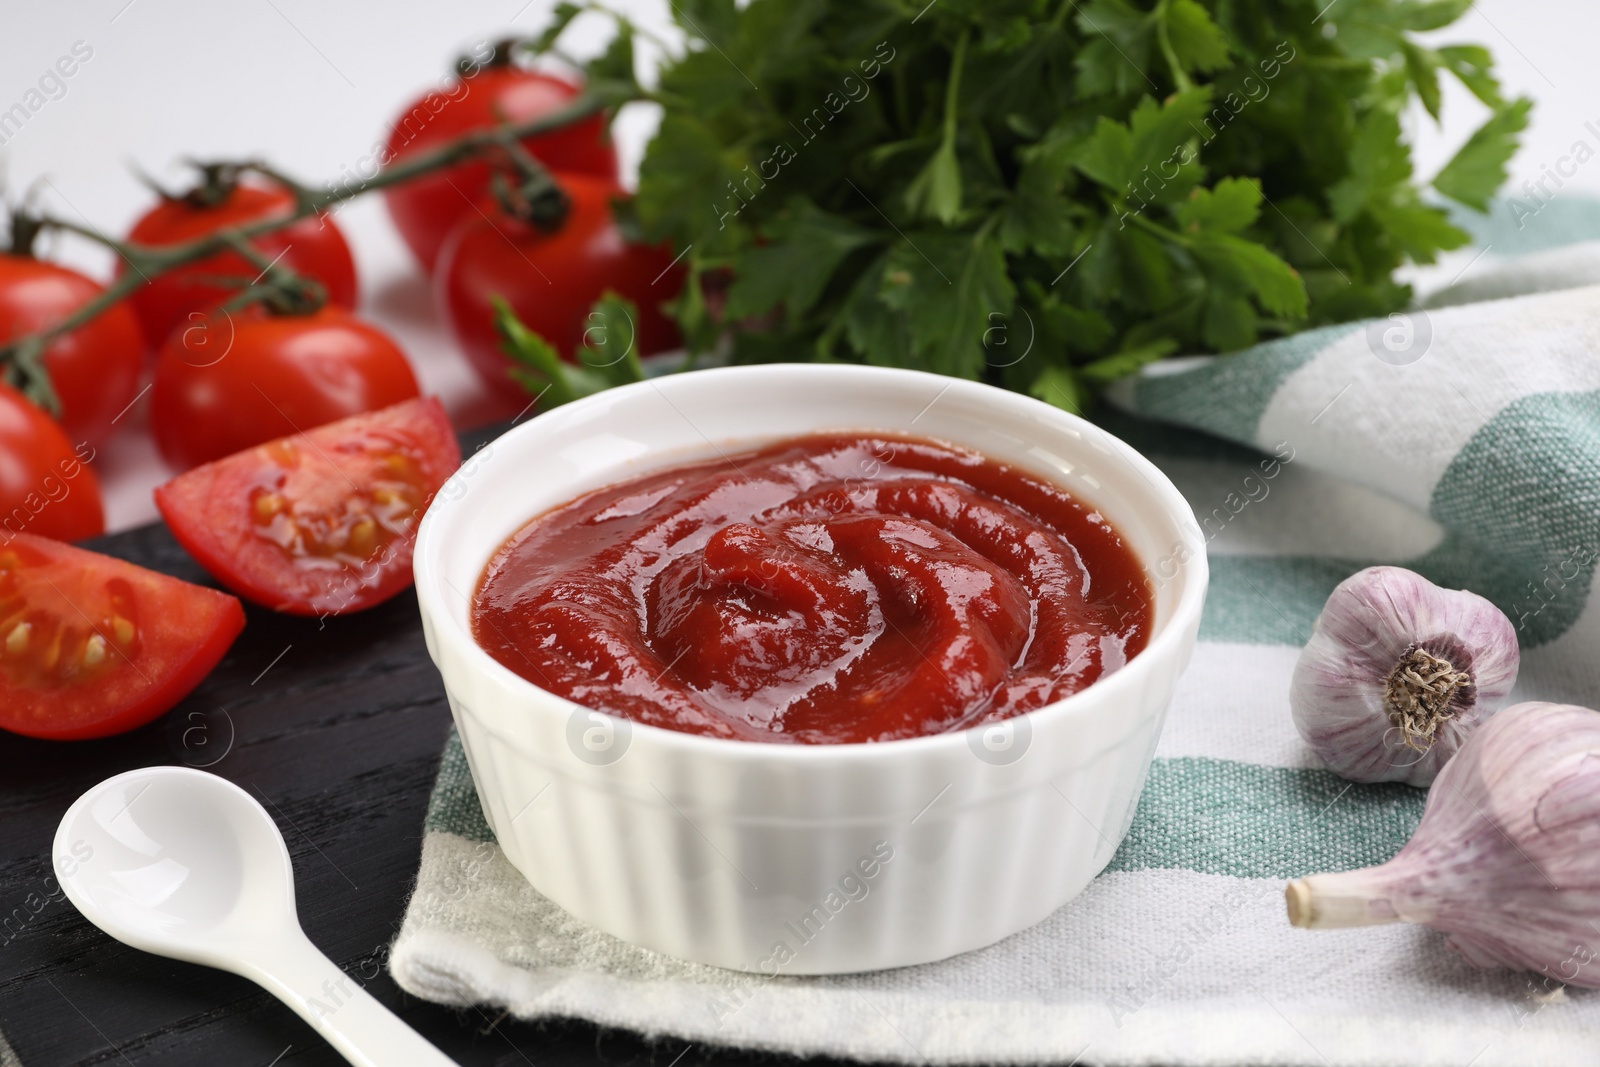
[0,0,1589,531]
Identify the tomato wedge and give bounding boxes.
[0,533,245,740]
[154,397,461,616]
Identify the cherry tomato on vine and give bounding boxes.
[154,397,460,616]
[0,531,244,740]
[0,382,103,542]
[435,175,683,400]
[0,254,144,446]
[382,62,617,270]
[150,304,421,471]
[122,179,358,348]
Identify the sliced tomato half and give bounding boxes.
[154,397,462,616]
[0,533,245,740]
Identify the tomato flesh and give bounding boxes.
[155,397,461,616]
[0,532,245,740]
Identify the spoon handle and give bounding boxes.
[248,931,457,1067]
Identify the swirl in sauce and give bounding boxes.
[472,433,1152,743]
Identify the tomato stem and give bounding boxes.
[176,161,247,208]
[480,36,524,71]
[4,210,44,259]
[486,127,571,232]
[213,232,329,316]
[0,90,618,408]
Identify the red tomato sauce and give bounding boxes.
[472,433,1153,743]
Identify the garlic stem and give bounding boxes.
[1285,870,1404,929]
[1382,644,1472,752]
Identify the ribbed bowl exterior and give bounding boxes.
[415,365,1207,973]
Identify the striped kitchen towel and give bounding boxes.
[390,205,1600,1066]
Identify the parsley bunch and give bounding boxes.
[534,0,1526,412]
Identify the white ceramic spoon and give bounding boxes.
[54,766,456,1066]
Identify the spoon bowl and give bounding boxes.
[55,766,454,1067]
[55,766,292,961]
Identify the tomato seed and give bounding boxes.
[82,633,107,668]
[253,493,285,520]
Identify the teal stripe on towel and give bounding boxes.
[1108,757,1422,879]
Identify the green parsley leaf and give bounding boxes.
[1328,109,1414,224]
[1075,88,1211,197]
[1432,97,1534,211]
[1030,363,1088,415]
[525,0,1521,405]
[526,3,582,56]
[1401,41,1443,121]
[1192,232,1308,318]
[904,140,964,224]
[1073,0,1155,98]
[999,157,1080,256]
[1079,338,1179,383]
[586,19,640,108]
[576,292,647,386]
[1436,44,1503,107]
[1386,0,1475,32]
[635,114,733,248]
[1164,0,1231,76]
[498,296,630,410]
[1174,177,1262,235]
[877,232,1016,379]
[724,199,878,322]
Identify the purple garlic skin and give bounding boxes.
[1291,566,1519,787]
[1287,702,1600,987]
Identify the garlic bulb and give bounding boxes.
[1291,566,1518,786]
[1286,702,1600,987]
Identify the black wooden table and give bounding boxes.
[0,425,862,1067]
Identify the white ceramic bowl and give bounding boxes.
[414,364,1206,974]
